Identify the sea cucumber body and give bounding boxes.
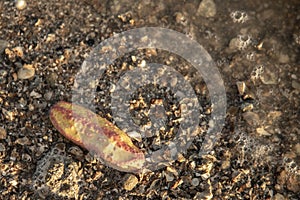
[50,101,145,173]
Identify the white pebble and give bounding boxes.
[15,0,27,10]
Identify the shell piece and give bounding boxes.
[49,101,145,173]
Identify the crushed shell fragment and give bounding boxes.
[50,101,145,173]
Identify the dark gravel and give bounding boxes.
[0,0,299,199]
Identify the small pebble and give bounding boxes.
[13,46,24,58]
[17,64,35,79]
[0,70,8,84]
[123,175,139,191]
[292,80,300,91]
[164,171,174,182]
[44,91,53,101]
[15,0,27,10]
[175,12,187,25]
[2,108,14,121]
[197,0,216,18]
[273,193,285,200]
[0,127,7,140]
[236,81,246,95]
[30,90,42,98]
[256,127,271,136]
[242,103,253,112]
[138,60,146,68]
[191,178,200,186]
[278,51,290,63]
[171,179,183,189]
[15,137,31,145]
[0,143,5,152]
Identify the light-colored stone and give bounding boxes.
[44,91,53,101]
[236,81,246,95]
[273,193,285,200]
[0,70,8,84]
[0,143,5,152]
[17,64,35,79]
[191,178,200,186]
[123,175,139,191]
[15,0,27,10]
[0,127,7,140]
[13,46,24,58]
[2,108,14,121]
[292,80,300,91]
[30,90,42,98]
[256,127,271,136]
[15,137,31,145]
[197,0,216,18]
[278,51,290,63]
[164,171,174,182]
